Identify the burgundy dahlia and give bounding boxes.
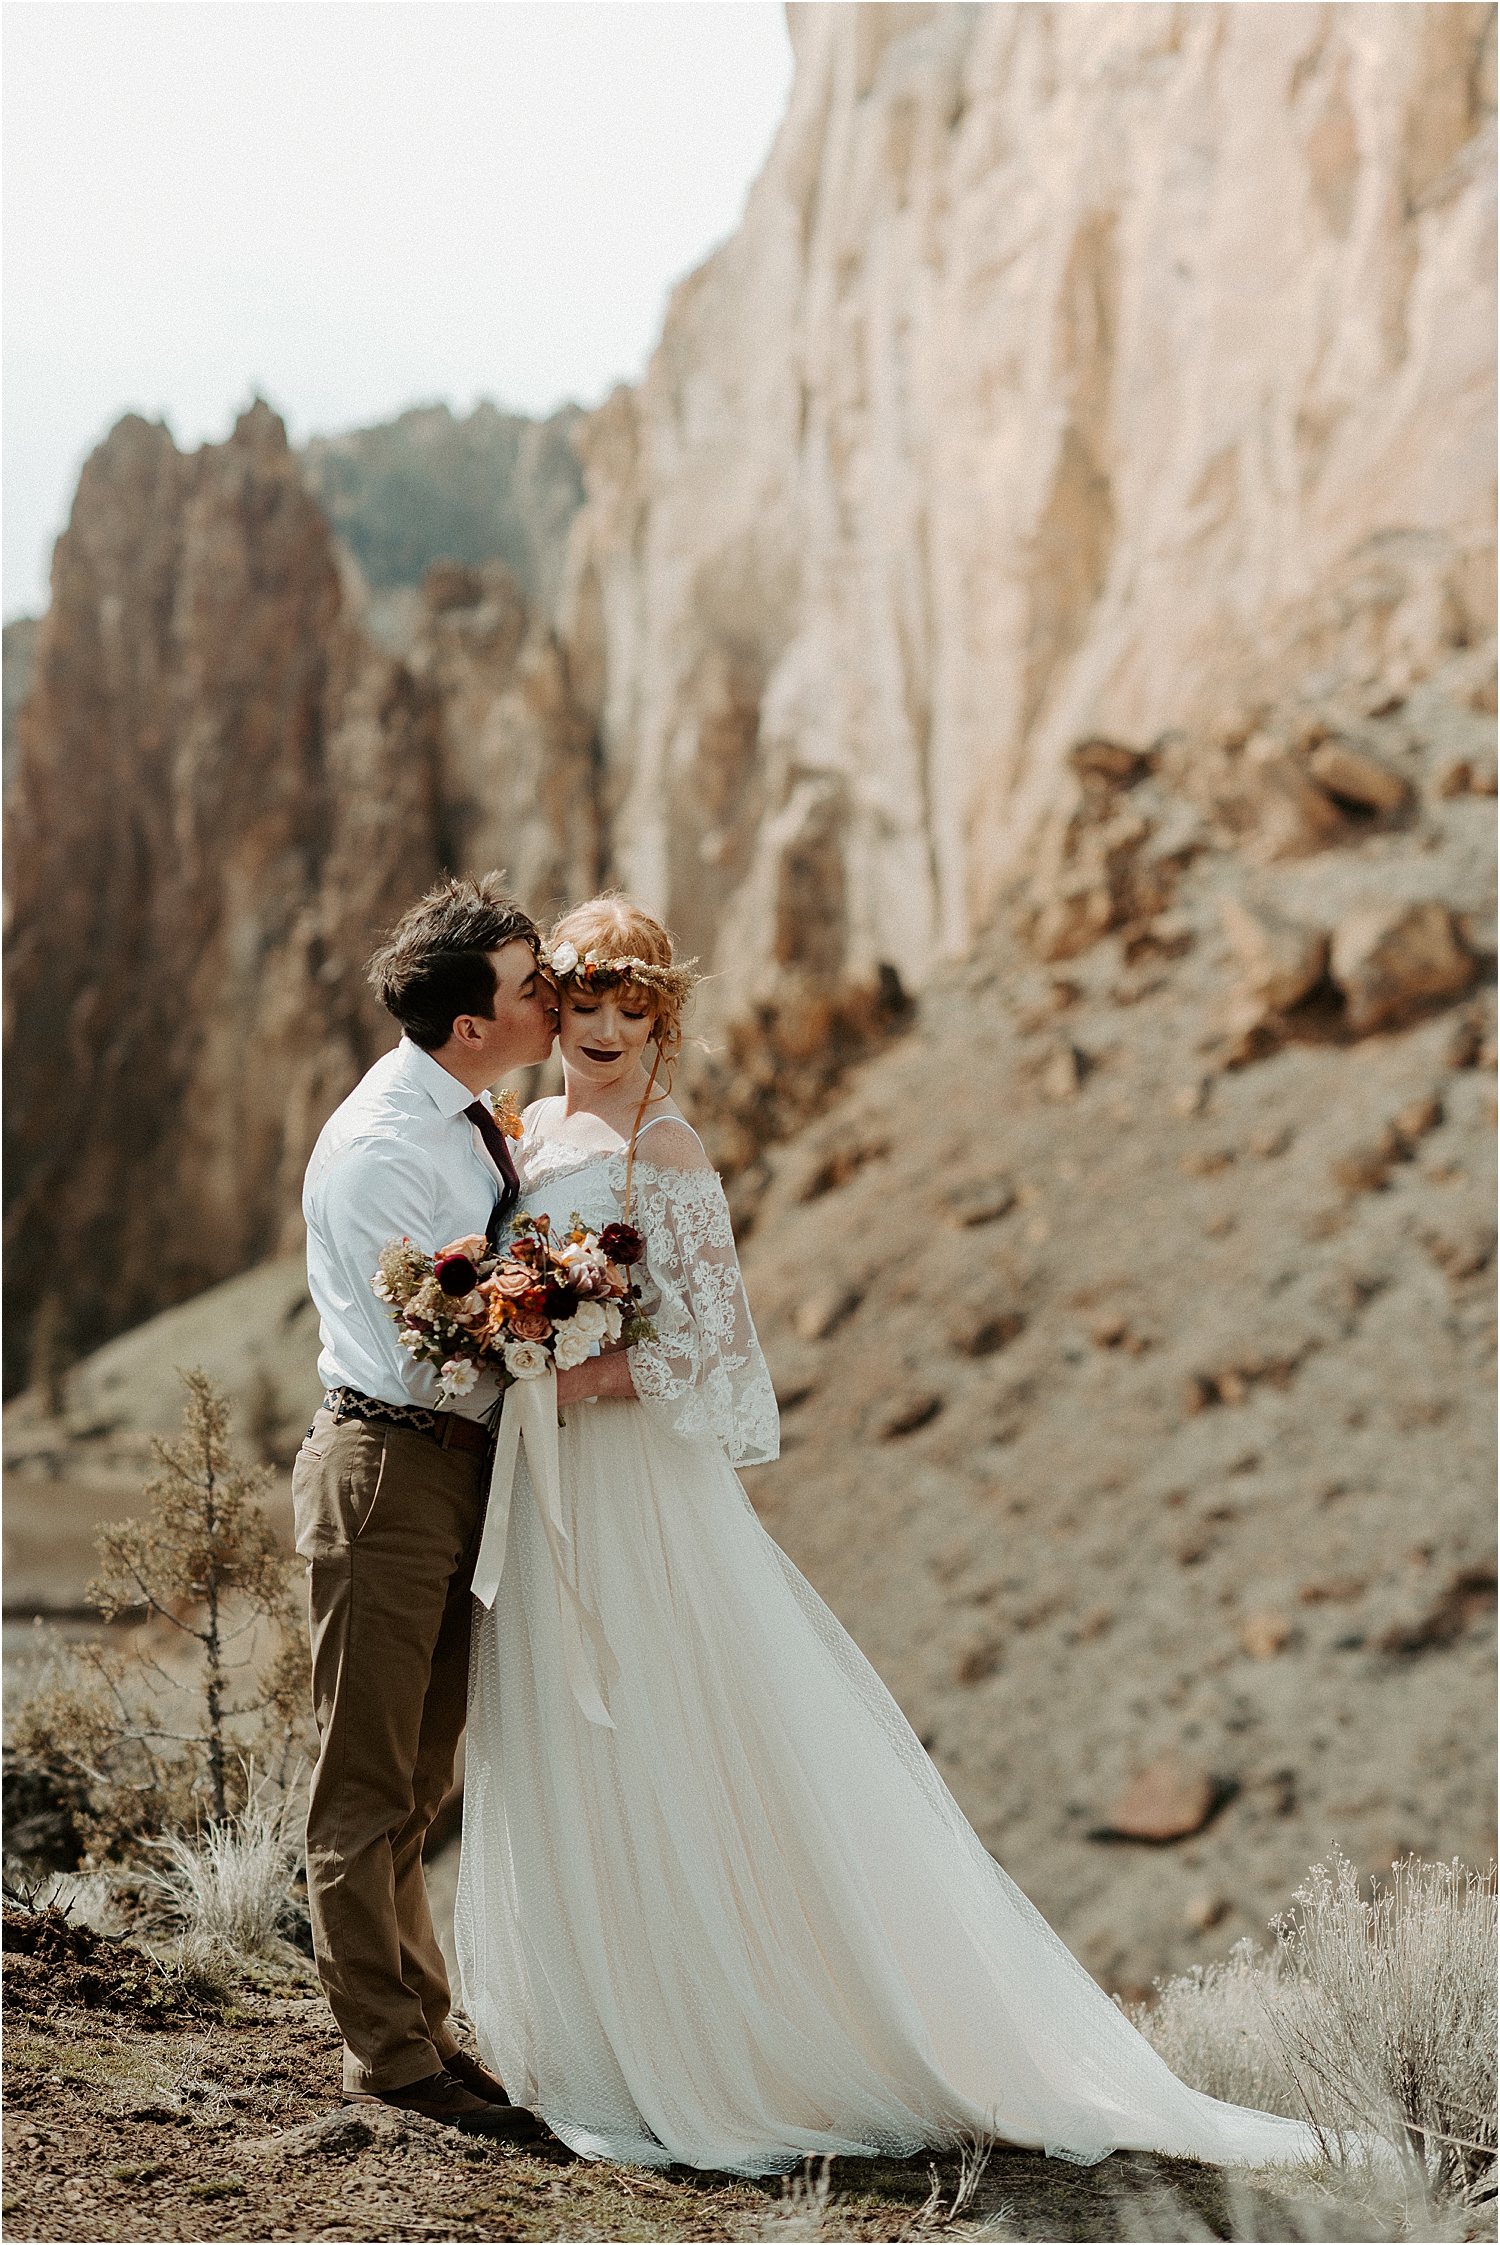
[599,1223,645,1266]
[434,1253,479,1297]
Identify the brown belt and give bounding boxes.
[322,1386,491,1458]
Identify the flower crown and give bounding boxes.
[540,941,699,1002]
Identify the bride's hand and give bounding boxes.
[556,1349,637,1407]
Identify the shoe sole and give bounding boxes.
[451,2109,551,2141]
[342,2094,548,2141]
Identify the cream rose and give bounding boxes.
[503,1340,550,1380]
[569,1299,608,1343]
[553,1323,594,1371]
[548,940,579,976]
[601,1301,623,1343]
[438,1358,480,1397]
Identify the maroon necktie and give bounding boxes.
[465,1101,520,1248]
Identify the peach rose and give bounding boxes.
[437,1233,488,1263]
[508,1308,551,1343]
[489,1261,534,1297]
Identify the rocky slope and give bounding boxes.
[563,1,1496,1050]
[733,647,1495,1993]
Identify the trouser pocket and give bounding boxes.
[294,1415,389,1558]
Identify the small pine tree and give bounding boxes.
[83,1368,305,1825]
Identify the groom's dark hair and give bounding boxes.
[368,873,540,1050]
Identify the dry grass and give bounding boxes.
[1268,1854,1497,2210]
[144,1787,303,1965]
[1128,1942,1300,2117]
[1132,1853,1497,2237]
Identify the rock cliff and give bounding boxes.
[564,0,1495,1039]
[2,404,445,1389]
[3,405,601,1391]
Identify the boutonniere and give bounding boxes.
[491,1089,525,1141]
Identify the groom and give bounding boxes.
[295,873,558,2134]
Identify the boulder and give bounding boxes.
[1097,1757,1221,1842]
[878,1391,943,1440]
[1243,755,1349,861]
[793,1286,863,1342]
[948,1308,1026,1359]
[1219,897,1329,1013]
[1307,740,1410,815]
[946,1178,1017,1229]
[1041,1044,1086,1101]
[1330,902,1475,1034]
[1241,1612,1294,1659]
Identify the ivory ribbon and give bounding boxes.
[470,1367,619,1729]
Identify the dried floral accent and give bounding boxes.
[538,947,700,1004]
[492,1089,525,1141]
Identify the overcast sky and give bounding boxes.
[2,0,794,618]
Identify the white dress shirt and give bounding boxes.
[302,1038,507,1420]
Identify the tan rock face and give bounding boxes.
[402,560,601,924]
[563,1,1495,1023]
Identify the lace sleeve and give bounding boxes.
[622,1157,780,1467]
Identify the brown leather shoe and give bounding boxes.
[346,2069,547,2140]
[445,2047,513,2105]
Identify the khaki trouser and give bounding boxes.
[292,1407,486,2094]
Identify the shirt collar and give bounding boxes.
[398,1036,484,1119]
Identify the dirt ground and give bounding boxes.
[1,1913,1386,2245]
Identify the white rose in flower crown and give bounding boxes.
[438,1357,480,1397]
[569,1299,608,1343]
[548,940,579,976]
[552,1322,594,1371]
[504,1339,551,1380]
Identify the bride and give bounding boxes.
[453,894,1318,2178]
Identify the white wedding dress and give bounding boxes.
[454,1120,1319,2177]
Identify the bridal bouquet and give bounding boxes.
[372,1213,653,1408]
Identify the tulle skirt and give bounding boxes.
[453,1398,1320,2176]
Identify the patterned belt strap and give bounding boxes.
[323,1385,441,1438]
